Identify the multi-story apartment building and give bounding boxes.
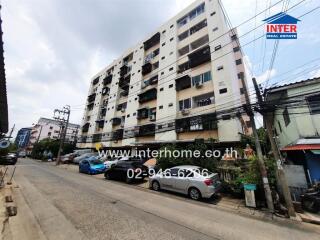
[15,127,32,149]
[28,117,80,153]
[78,0,251,149]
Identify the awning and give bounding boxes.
[281,144,320,151]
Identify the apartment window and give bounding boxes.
[162,30,166,34]
[168,103,173,107]
[233,46,240,52]
[190,19,207,35]
[170,37,174,42]
[307,94,320,115]
[162,43,166,47]
[240,88,244,95]
[238,72,243,79]
[210,11,216,16]
[153,61,159,69]
[190,117,203,131]
[158,125,163,130]
[49,126,53,130]
[179,98,191,110]
[127,114,130,118]
[283,107,291,126]
[48,132,52,137]
[235,59,242,65]
[133,112,136,116]
[159,105,163,110]
[161,72,164,75]
[177,16,188,27]
[169,67,174,71]
[217,65,224,71]
[169,51,173,55]
[192,71,212,86]
[178,45,189,56]
[212,27,218,32]
[161,56,165,60]
[169,84,173,88]
[219,88,228,94]
[160,87,164,91]
[170,24,174,29]
[189,3,205,20]
[178,30,189,41]
[214,45,221,51]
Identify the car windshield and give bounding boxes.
[90,160,103,165]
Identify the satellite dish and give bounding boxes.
[0,140,10,149]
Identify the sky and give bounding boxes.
[2,0,320,137]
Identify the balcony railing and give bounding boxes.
[135,124,155,137]
[143,32,160,51]
[138,88,157,103]
[92,133,102,142]
[137,107,149,120]
[175,113,217,133]
[111,117,122,126]
[175,75,191,91]
[103,75,112,85]
[82,123,90,133]
[87,93,96,103]
[188,45,211,68]
[112,129,124,141]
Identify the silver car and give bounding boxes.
[149,165,221,200]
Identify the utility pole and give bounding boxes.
[252,77,296,217]
[240,73,274,212]
[53,105,70,165]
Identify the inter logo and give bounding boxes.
[263,12,300,39]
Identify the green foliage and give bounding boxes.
[157,143,219,172]
[31,138,75,160]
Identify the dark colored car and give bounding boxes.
[104,160,148,183]
[0,152,18,165]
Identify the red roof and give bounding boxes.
[281,144,320,151]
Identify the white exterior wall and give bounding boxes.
[78,0,250,149]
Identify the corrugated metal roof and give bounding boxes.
[265,77,320,93]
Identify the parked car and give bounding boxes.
[103,156,143,169]
[61,153,76,164]
[0,152,18,165]
[73,152,98,164]
[104,160,148,183]
[79,158,106,175]
[149,165,221,200]
[17,150,27,158]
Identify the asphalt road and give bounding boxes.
[11,159,320,240]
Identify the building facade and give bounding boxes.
[15,128,32,149]
[264,77,320,188]
[28,118,80,153]
[78,0,251,149]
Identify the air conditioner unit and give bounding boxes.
[181,109,190,115]
[149,115,156,121]
[195,82,203,88]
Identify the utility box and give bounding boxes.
[244,184,256,208]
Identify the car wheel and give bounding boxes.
[189,187,201,201]
[105,172,111,180]
[152,181,160,191]
[302,199,318,213]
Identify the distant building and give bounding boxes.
[0,5,8,136]
[264,77,320,198]
[28,118,80,153]
[15,128,32,148]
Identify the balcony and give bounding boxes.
[123,52,133,65]
[112,129,124,141]
[175,75,191,91]
[192,92,215,108]
[82,123,90,133]
[117,102,127,112]
[92,77,99,85]
[188,45,211,68]
[177,61,190,74]
[135,124,155,137]
[137,107,149,120]
[142,62,152,76]
[138,88,157,103]
[119,75,130,89]
[87,102,94,111]
[120,89,129,98]
[111,117,122,126]
[175,113,217,133]
[103,75,112,85]
[87,93,96,103]
[92,133,102,142]
[143,32,160,51]
[120,64,129,76]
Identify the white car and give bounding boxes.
[103,156,143,169]
[149,165,221,200]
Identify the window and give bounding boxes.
[179,98,191,110]
[161,56,165,60]
[162,30,166,34]
[278,121,282,132]
[170,51,173,55]
[178,31,189,41]
[133,112,136,116]
[160,87,164,91]
[191,71,212,86]
[283,107,291,126]
[153,61,159,69]
[49,126,53,130]
[210,11,216,16]
[178,45,189,56]
[307,94,320,115]
[159,105,163,110]
[158,125,163,129]
[190,117,203,131]
[162,43,166,47]
[240,88,244,95]
[231,34,237,41]
[190,19,207,35]
[170,37,174,42]
[235,59,242,65]
[233,46,240,52]
[169,67,174,71]
[170,24,174,29]
[169,84,173,88]
[189,3,205,20]
[168,103,173,107]
[219,88,228,94]
[212,27,218,32]
[190,34,209,50]
[48,132,52,137]
[214,45,221,51]
[127,114,130,118]
[177,16,188,27]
